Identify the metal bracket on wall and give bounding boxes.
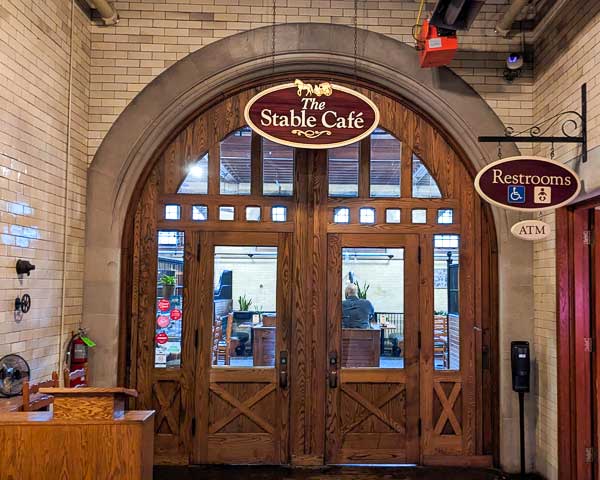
[478,83,588,163]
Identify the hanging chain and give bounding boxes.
[272,0,276,74]
[353,0,358,79]
[550,142,555,160]
[497,142,502,159]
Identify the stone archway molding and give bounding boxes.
[85,23,532,472]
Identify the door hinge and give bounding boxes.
[418,246,422,264]
[194,328,199,349]
[585,446,595,463]
[196,240,201,260]
[191,417,196,436]
[418,331,422,350]
[418,418,422,436]
[584,230,592,245]
[584,337,593,353]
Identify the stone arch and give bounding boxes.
[85,23,532,471]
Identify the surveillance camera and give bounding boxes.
[506,53,524,71]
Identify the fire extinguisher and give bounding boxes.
[65,328,95,387]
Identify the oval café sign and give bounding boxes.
[474,156,581,212]
[244,80,380,149]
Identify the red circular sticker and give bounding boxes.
[157,299,170,312]
[157,315,170,328]
[170,309,182,321]
[156,332,168,344]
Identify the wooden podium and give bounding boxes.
[0,387,153,479]
[39,387,138,420]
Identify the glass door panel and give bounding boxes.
[341,247,405,368]
[213,245,278,368]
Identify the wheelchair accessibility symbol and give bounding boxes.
[507,186,526,204]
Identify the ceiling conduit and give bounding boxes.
[495,0,529,37]
[88,0,119,26]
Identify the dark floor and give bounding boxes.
[154,465,544,480]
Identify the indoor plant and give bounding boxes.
[355,281,370,299]
[234,294,254,322]
[159,274,176,298]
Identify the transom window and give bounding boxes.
[179,154,208,194]
[172,125,444,227]
[412,153,441,198]
[370,128,401,198]
[220,127,252,195]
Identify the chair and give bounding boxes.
[341,328,379,367]
[212,317,224,365]
[64,366,89,388]
[434,315,449,369]
[22,371,58,411]
[213,313,234,365]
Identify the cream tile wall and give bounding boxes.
[1,0,534,385]
[531,2,600,479]
[87,0,534,158]
[0,0,90,382]
[3,0,584,477]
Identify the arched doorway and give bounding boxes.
[122,80,498,466]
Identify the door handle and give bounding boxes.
[279,351,288,389]
[328,351,338,388]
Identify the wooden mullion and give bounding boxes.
[359,137,370,198]
[251,132,262,196]
[401,144,413,198]
[208,142,220,195]
[192,231,213,463]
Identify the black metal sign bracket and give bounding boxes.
[478,84,588,163]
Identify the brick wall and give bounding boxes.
[2,0,572,475]
[0,0,90,382]
[87,0,534,158]
[531,3,600,478]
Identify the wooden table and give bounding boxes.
[0,410,154,479]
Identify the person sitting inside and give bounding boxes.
[342,283,375,329]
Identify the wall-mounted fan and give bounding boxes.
[0,354,30,397]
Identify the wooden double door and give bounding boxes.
[129,86,496,467]
[190,229,420,465]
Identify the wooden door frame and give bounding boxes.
[119,80,501,467]
[556,195,600,480]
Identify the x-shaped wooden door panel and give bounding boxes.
[153,382,181,434]
[209,383,276,434]
[341,384,405,435]
[433,382,462,435]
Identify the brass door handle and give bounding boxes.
[279,351,288,389]
[328,351,338,388]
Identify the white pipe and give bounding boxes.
[89,0,119,25]
[495,0,529,37]
[58,0,76,386]
[529,0,569,42]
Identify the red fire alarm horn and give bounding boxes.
[418,20,458,68]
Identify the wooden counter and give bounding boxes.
[0,392,50,413]
[0,410,154,479]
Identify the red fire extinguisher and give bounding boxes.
[65,329,95,387]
